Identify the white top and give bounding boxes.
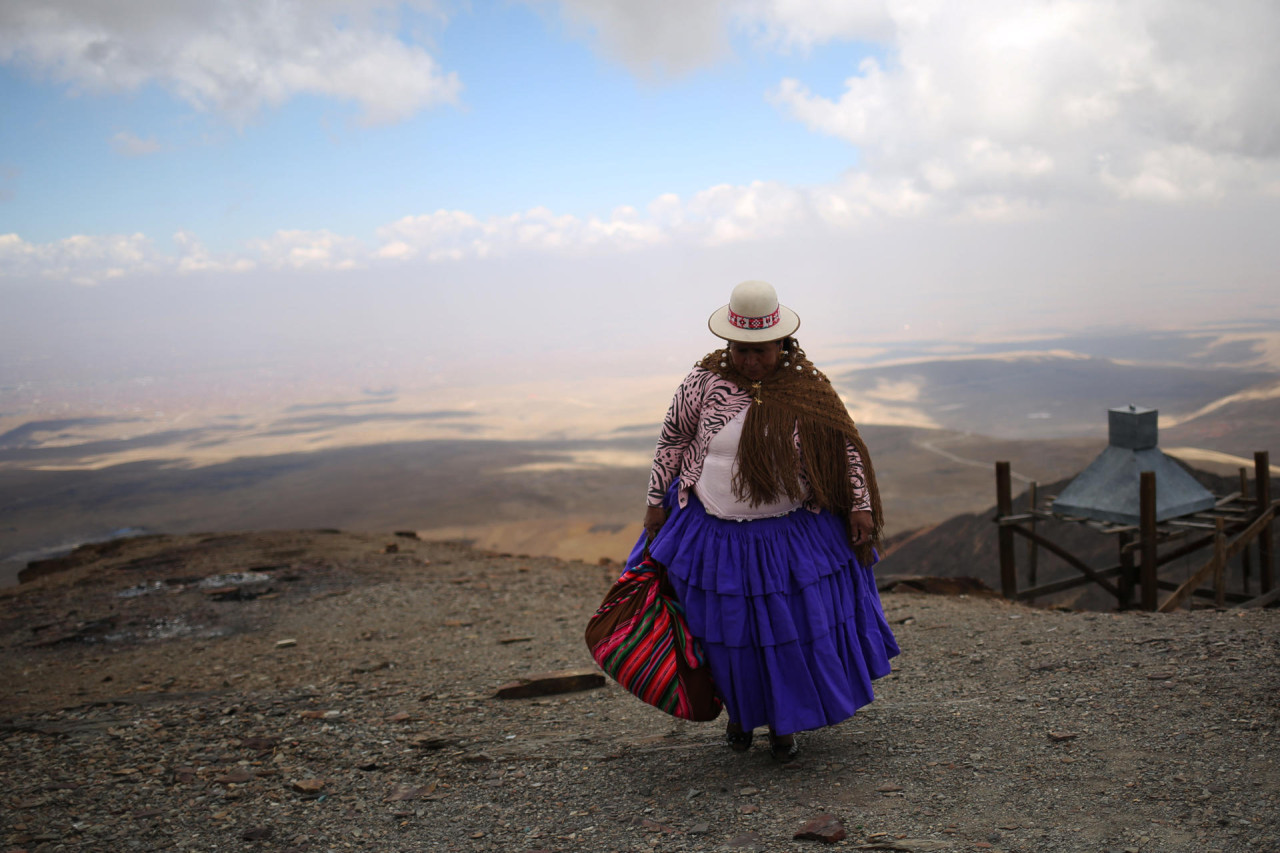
[694,408,805,521]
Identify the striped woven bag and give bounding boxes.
[585,553,722,721]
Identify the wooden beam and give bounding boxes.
[1140,471,1158,611]
[1221,504,1277,564]
[1160,554,1219,613]
[1157,505,1277,612]
[996,461,1017,600]
[1008,525,1121,599]
[1142,517,1255,566]
[1214,518,1227,608]
[1153,579,1251,603]
[1017,565,1122,600]
[1241,467,1253,595]
[1257,451,1273,593]
[1028,481,1039,588]
[1118,531,1135,609]
[1153,531,1217,567]
[1165,520,1224,531]
[1158,509,1276,612]
[1236,586,1280,610]
[995,513,1040,524]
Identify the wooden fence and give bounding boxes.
[994,451,1275,611]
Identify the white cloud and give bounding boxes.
[811,171,933,223]
[249,229,367,270]
[110,130,162,157]
[0,231,160,285]
[0,0,461,124]
[372,179,949,262]
[767,0,1280,207]
[0,172,959,285]
[173,230,255,273]
[546,0,1280,208]
[375,205,669,262]
[686,181,807,244]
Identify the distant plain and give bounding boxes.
[3,324,1277,586]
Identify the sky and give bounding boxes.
[2,0,1280,406]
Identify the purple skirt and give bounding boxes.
[627,483,899,736]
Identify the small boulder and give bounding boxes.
[793,814,847,843]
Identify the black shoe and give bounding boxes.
[725,722,753,753]
[768,732,799,763]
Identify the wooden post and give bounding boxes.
[1240,467,1253,595]
[1162,501,1278,612]
[1118,531,1135,610]
[1213,518,1226,609]
[1257,451,1273,594]
[996,461,1017,600]
[1140,471,1159,611]
[1027,481,1039,587]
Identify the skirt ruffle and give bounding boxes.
[627,483,899,735]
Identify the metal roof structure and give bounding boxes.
[1052,405,1216,525]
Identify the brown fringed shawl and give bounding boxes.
[699,338,884,562]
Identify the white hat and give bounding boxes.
[707,280,801,342]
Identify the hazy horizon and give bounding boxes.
[4,321,1276,468]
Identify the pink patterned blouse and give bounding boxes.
[646,366,871,514]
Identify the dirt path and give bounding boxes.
[2,531,1276,852]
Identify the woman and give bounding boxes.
[630,280,899,762]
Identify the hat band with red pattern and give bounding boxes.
[727,305,781,330]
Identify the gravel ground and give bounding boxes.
[1,530,1277,853]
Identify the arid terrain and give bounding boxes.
[5,325,1277,590]
[2,530,1277,852]
[0,426,1118,589]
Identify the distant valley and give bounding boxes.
[2,323,1276,586]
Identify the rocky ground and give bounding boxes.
[1,530,1277,853]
